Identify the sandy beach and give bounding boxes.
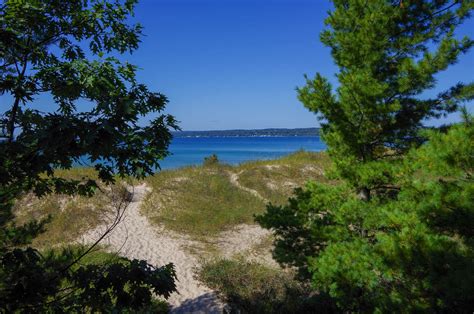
[80,183,271,313]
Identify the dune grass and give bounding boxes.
[13,167,129,249]
[141,151,332,238]
[14,151,332,245]
[197,258,321,313]
[235,150,332,205]
[142,165,266,237]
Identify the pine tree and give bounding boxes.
[257,1,474,311]
[298,0,473,199]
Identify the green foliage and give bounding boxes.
[257,183,354,278]
[203,153,220,167]
[0,245,175,312]
[198,258,336,314]
[0,0,177,311]
[258,1,474,312]
[258,117,474,312]
[298,0,474,192]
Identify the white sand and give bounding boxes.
[217,224,277,267]
[80,181,277,313]
[80,184,223,313]
[228,171,268,202]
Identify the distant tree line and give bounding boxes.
[173,128,320,138]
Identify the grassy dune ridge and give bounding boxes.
[13,168,130,248]
[141,151,332,237]
[236,151,332,204]
[12,151,332,312]
[13,151,331,246]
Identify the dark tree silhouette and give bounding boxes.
[0,0,178,311]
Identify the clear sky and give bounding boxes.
[129,0,337,130]
[2,0,473,131]
[127,0,473,131]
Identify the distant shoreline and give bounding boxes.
[173,127,320,138]
[173,135,321,138]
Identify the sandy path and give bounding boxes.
[80,184,223,313]
[228,171,268,202]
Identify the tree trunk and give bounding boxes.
[7,96,21,142]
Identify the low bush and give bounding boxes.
[43,245,170,313]
[203,154,220,167]
[197,258,335,313]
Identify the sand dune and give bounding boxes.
[80,184,223,313]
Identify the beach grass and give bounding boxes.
[197,258,311,313]
[13,168,129,249]
[142,164,266,238]
[141,151,332,238]
[235,150,333,204]
[14,151,332,245]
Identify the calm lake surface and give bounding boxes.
[159,136,326,169]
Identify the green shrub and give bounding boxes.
[197,258,335,313]
[257,120,474,311]
[43,246,170,314]
[203,154,220,167]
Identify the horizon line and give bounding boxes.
[174,126,320,132]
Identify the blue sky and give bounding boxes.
[128,0,473,130]
[2,0,473,131]
[129,0,336,130]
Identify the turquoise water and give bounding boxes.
[159,136,326,169]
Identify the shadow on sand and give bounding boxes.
[170,292,224,314]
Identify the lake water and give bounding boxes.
[159,136,326,169]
